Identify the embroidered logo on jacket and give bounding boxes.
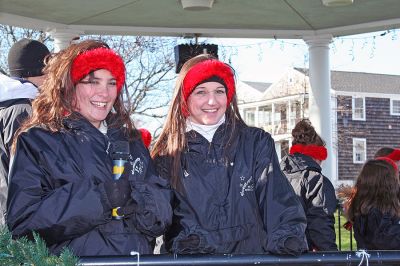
[132,157,144,175]
[239,176,254,196]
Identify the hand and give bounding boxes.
[114,199,138,217]
[283,237,304,256]
[104,178,132,208]
[176,234,200,251]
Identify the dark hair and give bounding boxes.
[13,40,135,151]
[345,159,400,222]
[151,54,245,190]
[374,147,395,158]
[291,119,325,146]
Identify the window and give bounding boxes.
[391,99,400,115]
[244,108,256,126]
[353,138,366,164]
[352,97,365,120]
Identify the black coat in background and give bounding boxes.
[280,153,338,251]
[353,208,400,250]
[155,122,308,255]
[0,77,38,226]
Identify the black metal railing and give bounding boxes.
[337,201,353,251]
[78,251,400,265]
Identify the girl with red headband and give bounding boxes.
[280,119,338,251]
[7,40,172,256]
[344,158,400,249]
[152,54,307,255]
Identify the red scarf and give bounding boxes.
[289,144,328,161]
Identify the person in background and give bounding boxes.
[0,38,50,226]
[345,158,400,249]
[280,119,338,251]
[6,40,172,256]
[139,128,152,148]
[151,54,308,255]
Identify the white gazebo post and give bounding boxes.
[303,35,337,184]
[48,29,82,52]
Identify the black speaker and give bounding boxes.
[174,44,218,73]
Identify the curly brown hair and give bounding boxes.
[12,40,135,152]
[291,119,325,146]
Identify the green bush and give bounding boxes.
[0,227,77,266]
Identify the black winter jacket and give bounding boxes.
[280,153,337,251]
[155,122,308,255]
[353,208,400,250]
[7,116,172,256]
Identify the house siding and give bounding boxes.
[337,96,400,180]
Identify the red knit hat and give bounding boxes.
[139,128,152,148]
[181,59,235,117]
[71,47,125,93]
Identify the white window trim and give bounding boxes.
[353,138,366,164]
[390,99,400,116]
[352,97,365,121]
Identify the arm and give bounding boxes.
[305,173,338,251]
[7,131,111,245]
[128,145,172,237]
[153,155,216,254]
[253,131,308,255]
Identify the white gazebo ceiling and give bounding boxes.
[0,0,399,38]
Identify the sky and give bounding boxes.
[204,29,400,83]
[143,29,400,132]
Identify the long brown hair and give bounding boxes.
[151,54,245,190]
[345,159,400,222]
[13,40,134,151]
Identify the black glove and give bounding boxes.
[283,237,304,256]
[104,178,132,208]
[114,199,138,217]
[175,234,201,253]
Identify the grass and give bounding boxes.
[335,211,356,251]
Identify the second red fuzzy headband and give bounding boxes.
[181,59,235,117]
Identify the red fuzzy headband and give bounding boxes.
[290,144,328,161]
[182,59,235,117]
[386,149,400,162]
[376,157,399,172]
[71,47,125,93]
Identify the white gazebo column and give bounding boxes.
[48,29,82,52]
[303,35,337,183]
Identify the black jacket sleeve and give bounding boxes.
[304,171,338,251]
[253,131,308,255]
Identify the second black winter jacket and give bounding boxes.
[353,208,400,250]
[7,116,172,256]
[280,153,338,251]
[155,122,308,255]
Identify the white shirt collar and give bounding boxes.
[186,115,226,142]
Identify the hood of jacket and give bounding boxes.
[280,152,322,174]
[0,74,38,103]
